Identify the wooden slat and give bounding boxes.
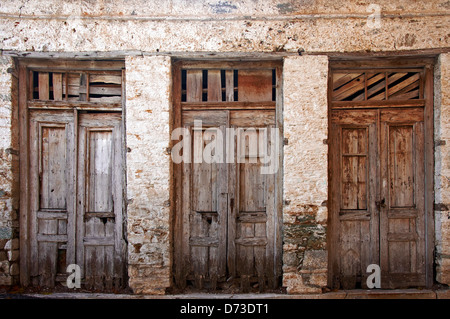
[27,100,122,110]
[36,234,68,242]
[331,99,425,109]
[37,211,68,219]
[388,73,420,98]
[207,70,222,102]
[186,70,203,102]
[83,236,115,246]
[52,73,63,101]
[189,237,219,246]
[333,74,365,101]
[38,72,49,100]
[89,74,122,84]
[225,70,234,101]
[333,73,363,90]
[182,101,275,110]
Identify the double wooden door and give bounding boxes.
[174,109,279,292]
[329,107,428,289]
[27,110,125,289]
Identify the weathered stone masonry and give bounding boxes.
[0,0,449,294]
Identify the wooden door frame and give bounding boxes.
[327,56,436,289]
[170,59,284,289]
[17,58,126,287]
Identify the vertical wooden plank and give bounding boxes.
[52,73,63,101]
[379,120,389,285]
[172,62,185,288]
[227,125,237,279]
[423,65,434,288]
[186,70,203,102]
[88,130,113,212]
[217,125,228,279]
[180,138,191,287]
[67,110,77,273]
[94,218,105,290]
[328,122,341,289]
[368,122,380,270]
[264,126,276,289]
[28,117,39,283]
[225,70,234,102]
[38,72,49,100]
[340,220,361,289]
[254,221,266,292]
[207,70,222,102]
[76,124,86,280]
[79,73,87,101]
[414,122,426,274]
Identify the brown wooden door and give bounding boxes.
[76,113,125,290]
[29,110,76,287]
[330,108,427,289]
[28,111,125,289]
[173,61,283,292]
[176,110,278,292]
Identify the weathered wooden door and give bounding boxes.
[328,61,434,289]
[76,113,125,290]
[19,60,126,290]
[173,61,283,292]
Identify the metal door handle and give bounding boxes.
[375,198,386,209]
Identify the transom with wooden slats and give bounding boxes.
[329,59,428,109]
[178,60,279,111]
[24,59,124,111]
[332,70,423,102]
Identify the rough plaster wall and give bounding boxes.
[282,56,328,294]
[125,56,172,294]
[0,0,449,53]
[0,55,19,285]
[435,53,450,285]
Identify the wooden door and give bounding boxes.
[379,109,426,288]
[228,122,277,292]
[29,110,76,287]
[20,61,126,289]
[329,61,434,289]
[329,109,379,289]
[76,113,125,290]
[173,61,282,292]
[330,108,427,289]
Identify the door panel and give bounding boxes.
[77,113,125,290]
[28,111,125,289]
[29,111,75,287]
[176,111,278,292]
[330,109,378,289]
[380,109,425,288]
[185,125,228,289]
[232,126,276,291]
[330,108,427,289]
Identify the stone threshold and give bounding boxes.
[2,289,448,299]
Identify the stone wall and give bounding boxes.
[0,55,19,286]
[0,0,449,54]
[282,56,329,293]
[435,53,450,286]
[125,56,172,294]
